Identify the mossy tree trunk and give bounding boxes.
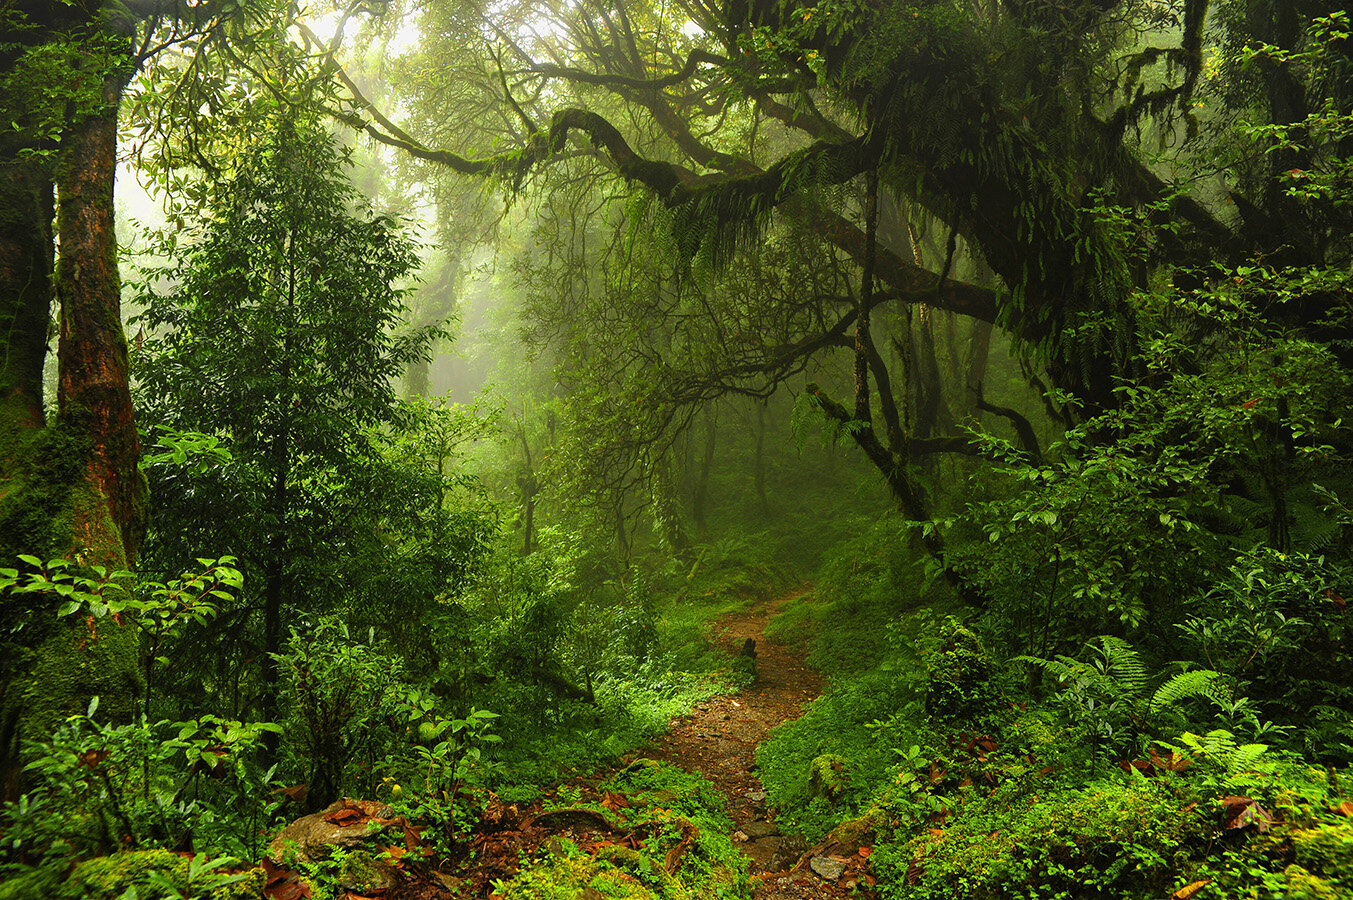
[56,67,147,565]
[0,19,145,797]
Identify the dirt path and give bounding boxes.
[642,589,860,900]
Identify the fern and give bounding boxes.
[1013,654,1094,686]
[1229,742,1270,773]
[1095,635,1148,698]
[1150,669,1224,716]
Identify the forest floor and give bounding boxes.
[641,586,871,900]
[319,588,871,900]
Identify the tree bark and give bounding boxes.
[55,73,147,565]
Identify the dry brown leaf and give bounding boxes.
[1221,796,1273,833]
[1171,879,1212,900]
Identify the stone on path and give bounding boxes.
[810,856,848,881]
[744,820,779,839]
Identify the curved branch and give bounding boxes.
[972,382,1043,464]
[520,48,731,90]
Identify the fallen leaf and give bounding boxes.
[1332,800,1353,817]
[858,846,872,859]
[272,784,309,804]
[1171,879,1212,900]
[1221,796,1273,833]
[325,807,363,827]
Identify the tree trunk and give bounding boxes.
[965,319,994,417]
[0,161,52,432]
[753,400,769,517]
[56,75,146,564]
[651,457,690,555]
[1,62,143,795]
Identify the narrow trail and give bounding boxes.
[641,589,860,900]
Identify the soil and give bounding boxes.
[642,588,870,900]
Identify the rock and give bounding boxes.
[268,800,401,893]
[744,820,779,839]
[531,808,613,832]
[768,835,808,871]
[732,831,749,842]
[430,872,464,892]
[810,856,848,881]
[268,799,392,867]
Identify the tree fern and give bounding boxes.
[1229,741,1270,773]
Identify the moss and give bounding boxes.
[211,866,266,900]
[499,851,659,900]
[0,415,92,561]
[335,850,387,893]
[1293,819,1353,879]
[1281,865,1347,900]
[1,412,141,751]
[65,849,187,898]
[61,850,262,900]
[881,778,1202,900]
[809,753,849,802]
[923,619,997,723]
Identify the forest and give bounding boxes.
[1,0,1352,898]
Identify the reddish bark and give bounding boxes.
[55,71,145,564]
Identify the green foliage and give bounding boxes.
[1,705,281,868]
[274,619,405,810]
[2,555,244,718]
[808,753,849,801]
[1015,636,1228,759]
[1177,548,1353,751]
[493,762,750,900]
[758,672,920,839]
[876,775,1204,900]
[383,690,500,852]
[498,845,660,900]
[129,112,491,721]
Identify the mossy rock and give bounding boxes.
[335,849,398,893]
[923,619,997,723]
[61,850,263,900]
[808,754,849,802]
